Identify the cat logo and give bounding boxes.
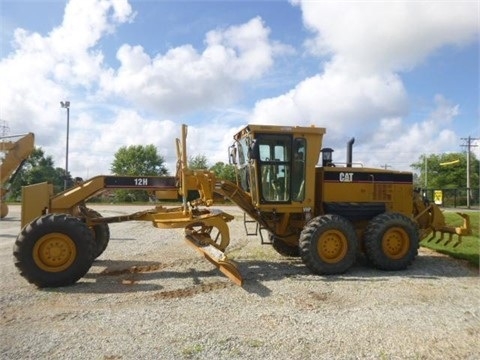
[339,172,354,182]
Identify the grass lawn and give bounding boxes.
[420,210,480,268]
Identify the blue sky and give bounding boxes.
[1,0,478,179]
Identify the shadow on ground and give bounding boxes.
[43,251,477,297]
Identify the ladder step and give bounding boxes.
[243,212,258,236]
[243,212,268,243]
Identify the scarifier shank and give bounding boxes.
[413,193,472,247]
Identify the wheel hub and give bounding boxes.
[382,228,409,259]
[318,230,347,263]
[33,233,77,272]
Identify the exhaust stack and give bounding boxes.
[346,137,355,167]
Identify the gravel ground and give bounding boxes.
[1,204,479,360]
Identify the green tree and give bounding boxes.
[111,144,168,176]
[188,154,209,169]
[209,161,236,182]
[411,152,479,189]
[111,144,168,202]
[188,156,236,181]
[8,147,67,199]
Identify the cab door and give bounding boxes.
[254,134,293,203]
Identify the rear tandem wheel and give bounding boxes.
[299,214,358,274]
[363,212,419,271]
[13,214,96,288]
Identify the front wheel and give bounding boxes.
[84,208,110,259]
[270,234,300,257]
[299,214,358,274]
[13,214,96,287]
[363,212,419,271]
[0,201,8,218]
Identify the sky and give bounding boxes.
[1,0,479,179]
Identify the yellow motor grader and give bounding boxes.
[14,124,470,288]
[221,124,471,274]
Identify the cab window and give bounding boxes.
[257,134,291,202]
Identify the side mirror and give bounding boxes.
[228,144,237,165]
[248,140,258,160]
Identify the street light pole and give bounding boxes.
[60,101,70,190]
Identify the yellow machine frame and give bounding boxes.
[222,123,471,248]
[14,123,471,288]
[16,125,242,287]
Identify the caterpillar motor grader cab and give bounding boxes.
[218,124,471,275]
[14,124,470,288]
[1,133,35,218]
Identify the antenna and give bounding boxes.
[0,119,10,137]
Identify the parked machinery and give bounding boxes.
[220,124,471,275]
[0,133,35,218]
[14,124,470,287]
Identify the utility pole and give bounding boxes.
[461,136,479,209]
[424,154,428,191]
[381,164,391,170]
[60,101,70,190]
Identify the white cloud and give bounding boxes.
[350,95,463,170]
[100,17,288,116]
[249,69,408,139]
[294,1,478,73]
[0,0,134,176]
[0,0,133,130]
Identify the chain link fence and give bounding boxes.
[422,188,480,208]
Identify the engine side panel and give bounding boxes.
[316,167,414,218]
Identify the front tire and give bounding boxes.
[13,214,96,287]
[84,208,110,258]
[363,212,419,271]
[270,234,300,257]
[299,214,358,274]
[0,201,8,218]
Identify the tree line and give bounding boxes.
[410,152,479,190]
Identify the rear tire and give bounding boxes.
[363,212,419,271]
[13,214,96,287]
[299,214,358,274]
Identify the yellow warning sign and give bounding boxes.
[434,190,443,205]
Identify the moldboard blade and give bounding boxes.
[184,234,243,286]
